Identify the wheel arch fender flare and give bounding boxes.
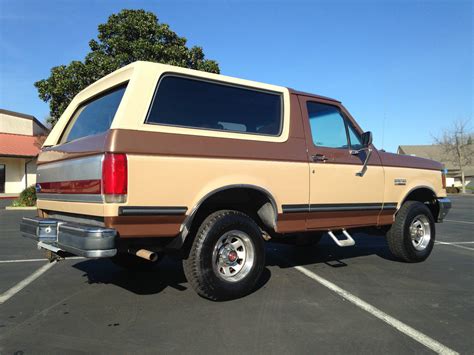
[172,184,278,248]
[397,185,439,217]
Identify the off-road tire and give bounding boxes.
[183,210,265,301]
[386,201,435,262]
[111,253,162,271]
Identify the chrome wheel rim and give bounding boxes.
[409,215,431,251]
[212,230,255,282]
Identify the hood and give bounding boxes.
[378,151,444,171]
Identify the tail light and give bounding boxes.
[102,153,127,203]
[441,169,447,189]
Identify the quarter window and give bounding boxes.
[146,75,282,136]
[61,84,127,143]
[307,102,348,148]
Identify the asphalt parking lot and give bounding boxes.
[0,195,472,354]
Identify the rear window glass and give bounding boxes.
[61,84,127,143]
[146,75,282,136]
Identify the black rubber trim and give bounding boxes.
[382,203,398,210]
[282,203,398,213]
[281,204,309,213]
[118,206,188,216]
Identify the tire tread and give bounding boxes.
[183,210,264,300]
[386,201,435,262]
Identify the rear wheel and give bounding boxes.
[386,201,435,262]
[183,210,265,301]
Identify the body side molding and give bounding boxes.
[119,206,188,216]
[282,202,398,214]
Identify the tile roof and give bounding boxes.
[0,133,42,157]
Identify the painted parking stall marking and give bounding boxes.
[0,256,84,264]
[435,242,474,251]
[444,219,474,225]
[0,261,57,304]
[293,265,459,355]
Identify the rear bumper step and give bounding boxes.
[20,217,117,258]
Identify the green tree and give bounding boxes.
[35,9,220,126]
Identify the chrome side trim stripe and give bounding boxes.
[37,155,103,183]
[37,193,103,203]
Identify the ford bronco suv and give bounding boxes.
[21,61,451,300]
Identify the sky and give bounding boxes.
[0,0,472,153]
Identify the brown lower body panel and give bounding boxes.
[277,210,394,233]
[377,209,396,226]
[105,215,185,238]
[40,209,184,238]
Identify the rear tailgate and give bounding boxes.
[37,153,103,204]
[36,78,129,215]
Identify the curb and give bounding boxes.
[5,206,37,211]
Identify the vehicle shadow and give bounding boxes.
[72,232,392,298]
[266,232,397,269]
[72,257,271,298]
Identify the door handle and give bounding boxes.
[311,154,329,162]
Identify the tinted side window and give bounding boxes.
[307,102,348,148]
[347,123,363,150]
[146,76,282,136]
[62,85,127,143]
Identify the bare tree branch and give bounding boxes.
[434,119,474,193]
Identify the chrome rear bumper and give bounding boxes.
[437,198,452,222]
[20,217,117,258]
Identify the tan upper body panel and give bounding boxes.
[44,61,291,147]
[126,155,309,215]
[383,166,446,206]
[38,61,446,235]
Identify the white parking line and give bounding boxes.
[294,265,459,355]
[0,258,47,263]
[444,219,474,225]
[435,242,474,251]
[0,261,56,304]
[437,241,474,244]
[0,256,84,264]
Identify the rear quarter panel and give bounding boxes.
[126,154,308,214]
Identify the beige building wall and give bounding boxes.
[32,121,46,136]
[0,157,37,194]
[0,113,34,135]
[0,110,45,194]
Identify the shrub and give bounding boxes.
[446,186,460,194]
[13,185,37,207]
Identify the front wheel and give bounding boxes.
[386,201,435,262]
[183,210,265,301]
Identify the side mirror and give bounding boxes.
[361,131,373,147]
[352,131,374,177]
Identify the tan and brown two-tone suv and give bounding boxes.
[21,61,451,300]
